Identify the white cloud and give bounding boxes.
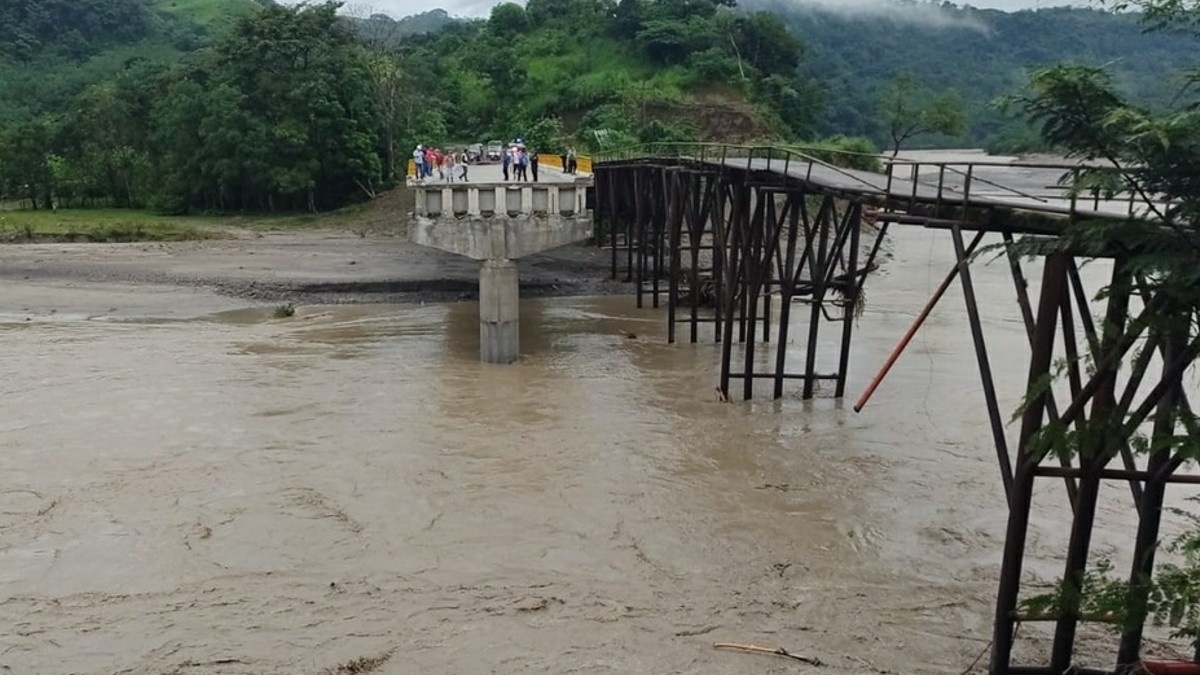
[774,0,991,30]
[284,0,1076,20]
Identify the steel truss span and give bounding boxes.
[593,144,1199,675]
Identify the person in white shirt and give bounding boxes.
[413,145,425,179]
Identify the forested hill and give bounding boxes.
[749,1,1199,150]
[351,0,1196,151]
[361,0,1196,153]
[0,0,265,123]
[2,0,1196,218]
[1,0,152,61]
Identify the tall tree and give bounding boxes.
[878,71,966,156]
[0,118,58,209]
[73,77,153,207]
[187,1,382,211]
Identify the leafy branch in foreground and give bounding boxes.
[1021,501,1200,646]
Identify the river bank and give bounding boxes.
[0,229,630,320]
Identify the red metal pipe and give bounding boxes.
[1142,661,1200,675]
[853,230,986,413]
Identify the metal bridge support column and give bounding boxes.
[834,202,863,398]
[480,259,520,364]
[990,253,1068,675]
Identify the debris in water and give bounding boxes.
[713,642,823,667]
[320,649,394,675]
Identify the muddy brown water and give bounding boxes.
[1,228,1197,674]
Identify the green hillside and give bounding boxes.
[753,1,1199,150]
[355,1,1198,153]
[153,0,265,25]
[0,1,389,215]
[0,0,263,123]
[1,0,1197,219]
[357,0,821,151]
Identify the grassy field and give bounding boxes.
[0,201,388,243]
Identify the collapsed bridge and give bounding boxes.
[592,143,1197,675]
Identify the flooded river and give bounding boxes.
[0,227,1193,674]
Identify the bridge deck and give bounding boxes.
[604,153,1163,235]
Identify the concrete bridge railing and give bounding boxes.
[409,180,593,364]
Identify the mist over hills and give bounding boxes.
[749,0,1196,147]
[352,0,1192,149]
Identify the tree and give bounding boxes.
[999,19,1200,323]
[757,74,822,139]
[149,76,209,213]
[197,1,382,211]
[73,78,153,207]
[521,116,565,154]
[525,0,573,27]
[363,52,404,182]
[342,3,404,49]
[488,3,529,38]
[611,0,644,40]
[1108,0,1200,29]
[0,0,152,62]
[0,118,58,209]
[878,71,966,156]
[636,19,695,64]
[730,12,803,79]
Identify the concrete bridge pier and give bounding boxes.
[479,258,519,364]
[409,179,592,364]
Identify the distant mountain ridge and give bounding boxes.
[375,1,1195,149]
[341,8,458,43]
[745,0,1198,147]
[3,0,1194,153]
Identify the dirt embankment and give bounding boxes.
[0,230,630,308]
[647,93,778,143]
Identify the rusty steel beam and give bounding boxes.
[835,202,862,398]
[1001,232,1078,509]
[952,224,1011,502]
[991,253,1069,675]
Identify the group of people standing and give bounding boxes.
[412,145,469,182]
[501,143,538,182]
[559,147,579,174]
[412,139,581,183]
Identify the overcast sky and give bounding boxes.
[331,0,1077,20]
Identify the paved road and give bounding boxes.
[411,161,586,186]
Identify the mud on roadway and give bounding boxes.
[0,225,1190,674]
